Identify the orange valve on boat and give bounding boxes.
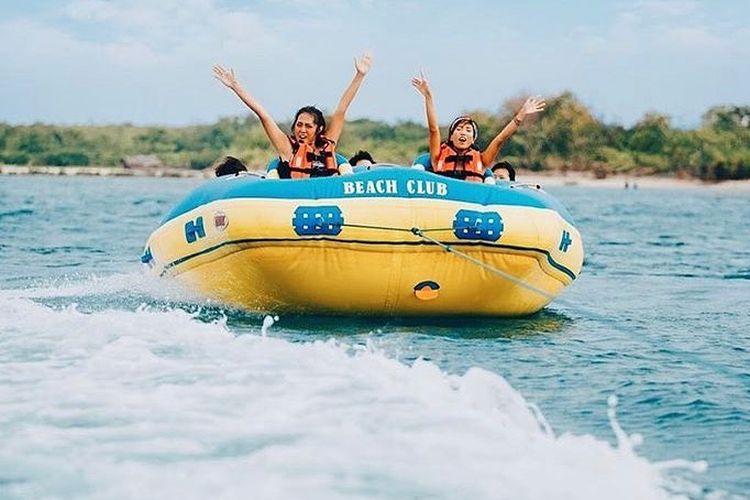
[413,281,440,301]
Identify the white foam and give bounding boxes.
[261,314,280,337]
[0,296,704,499]
[0,271,201,303]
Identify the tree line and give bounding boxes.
[1,92,748,180]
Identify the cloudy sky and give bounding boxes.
[1,0,748,127]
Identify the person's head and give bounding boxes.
[448,116,478,151]
[213,155,248,177]
[349,150,375,167]
[292,106,326,146]
[491,161,516,181]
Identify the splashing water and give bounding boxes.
[261,315,280,337]
[0,288,710,499]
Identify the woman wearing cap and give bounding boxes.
[411,73,545,183]
[213,53,373,179]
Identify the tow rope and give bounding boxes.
[340,222,557,301]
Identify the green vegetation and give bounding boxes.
[1,93,749,180]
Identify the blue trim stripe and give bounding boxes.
[157,237,578,282]
[161,167,577,225]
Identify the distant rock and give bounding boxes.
[121,155,163,169]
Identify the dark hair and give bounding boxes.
[213,155,248,177]
[292,106,327,145]
[491,161,516,181]
[349,150,375,166]
[448,116,478,141]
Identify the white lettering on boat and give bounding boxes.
[342,179,447,197]
[406,179,448,196]
[342,179,399,195]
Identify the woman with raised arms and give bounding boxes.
[213,53,372,179]
[411,72,545,183]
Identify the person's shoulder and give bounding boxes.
[266,157,281,171]
[334,152,348,165]
[412,152,432,171]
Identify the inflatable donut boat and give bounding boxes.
[142,166,583,316]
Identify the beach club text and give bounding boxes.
[342,178,448,197]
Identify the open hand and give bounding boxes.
[410,72,431,98]
[354,52,373,75]
[213,64,238,89]
[518,96,546,119]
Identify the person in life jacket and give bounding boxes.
[213,52,373,179]
[433,117,486,182]
[410,72,546,183]
[275,106,341,179]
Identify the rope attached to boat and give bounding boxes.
[340,222,556,301]
[409,227,556,301]
[341,222,452,233]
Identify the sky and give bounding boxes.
[0,0,748,128]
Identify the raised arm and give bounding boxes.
[411,73,441,166]
[326,52,373,144]
[480,96,545,166]
[213,64,292,160]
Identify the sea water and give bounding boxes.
[1,176,748,499]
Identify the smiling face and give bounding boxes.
[449,120,476,151]
[293,112,320,145]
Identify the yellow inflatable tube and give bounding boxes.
[142,167,583,316]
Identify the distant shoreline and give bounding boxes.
[521,170,750,191]
[2,164,749,191]
[0,165,212,178]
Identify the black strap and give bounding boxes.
[441,151,483,180]
[437,169,484,181]
[282,142,337,178]
[277,160,291,179]
[444,154,473,164]
[306,151,333,163]
[284,165,339,178]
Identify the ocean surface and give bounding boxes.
[1,175,748,499]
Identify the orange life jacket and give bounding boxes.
[281,136,339,179]
[433,142,485,182]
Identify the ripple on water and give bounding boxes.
[723,269,750,280]
[27,246,106,256]
[646,240,686,247]
[599,241,634,246]
[0,209,34,220]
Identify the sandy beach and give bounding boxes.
[521,170,750,191]
[2,164,749,191]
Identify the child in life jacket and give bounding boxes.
[411,73,545,183]
[213,53,373,179]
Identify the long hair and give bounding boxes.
[292,106,327,147]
